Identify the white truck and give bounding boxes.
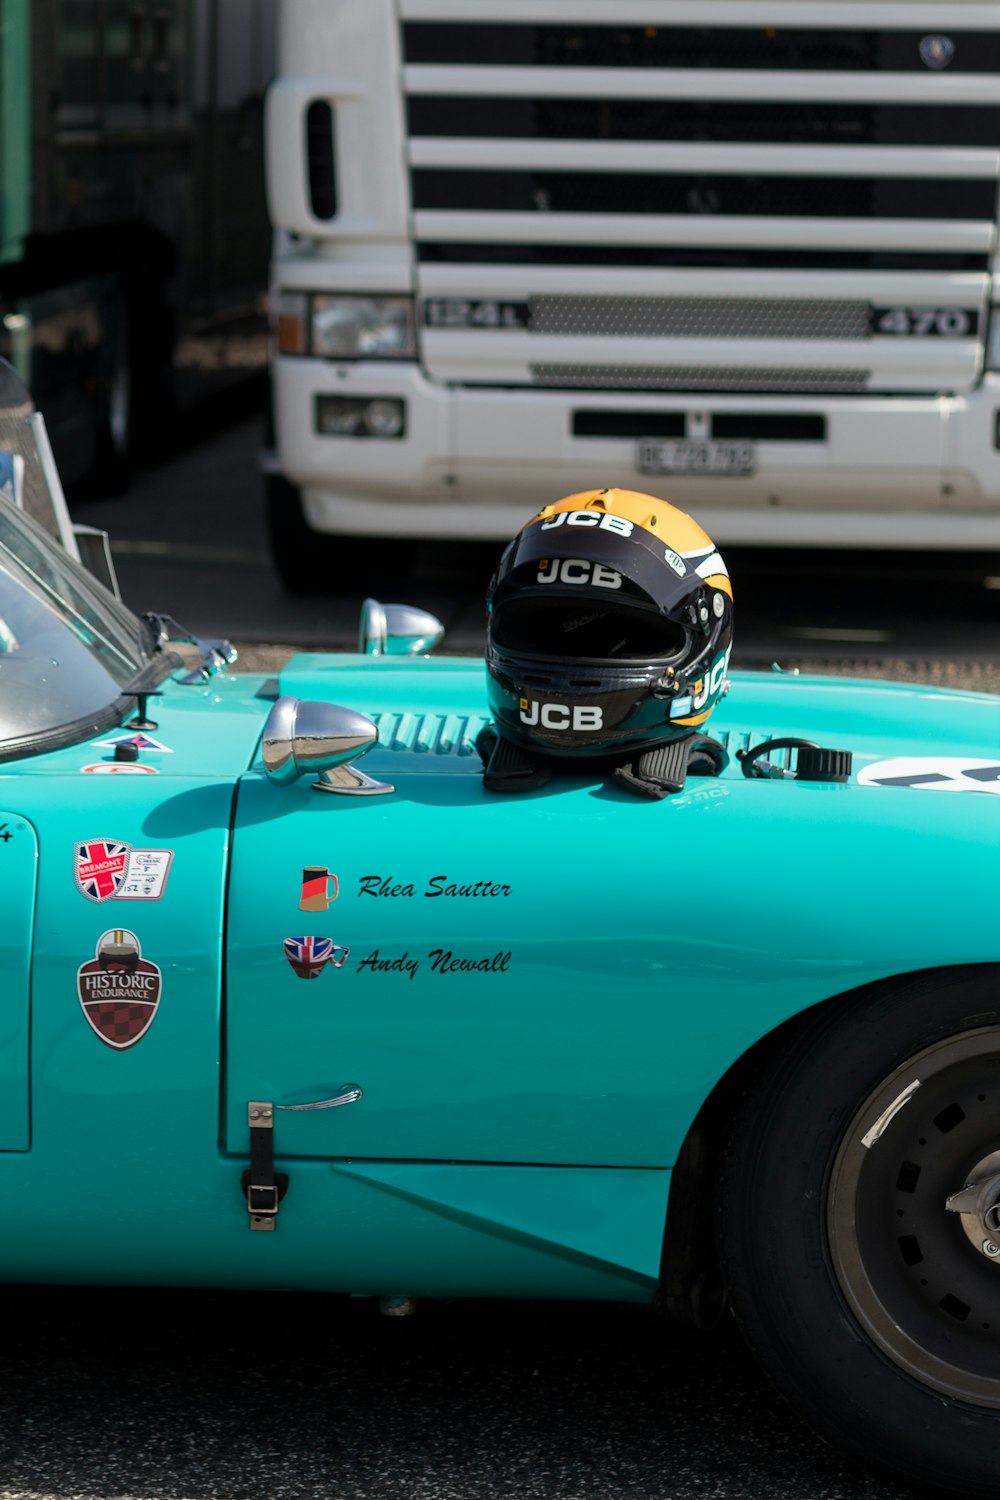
[264,0,1000,592]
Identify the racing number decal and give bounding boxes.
[858,757,1000,793]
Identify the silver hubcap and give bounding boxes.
[827,1028,1000,1408]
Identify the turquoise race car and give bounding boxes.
[1,358,998,1496]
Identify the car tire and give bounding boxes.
[266,473,410,597]
[719,966,1000,1497]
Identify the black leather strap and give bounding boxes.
[244,1102,284,1230]
[478,725,727,799]
[477,727,553,792]
[613,734,729,800]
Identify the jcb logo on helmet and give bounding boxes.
[536,558,621,589]
[540,511,634,538]
[519,699,604,731]
[706,647,732,702]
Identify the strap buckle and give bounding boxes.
[247,1101,277,1232]
[243,1088,364,1230]
[247,1182,280,1215]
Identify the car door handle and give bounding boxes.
[274,1086,363,1111]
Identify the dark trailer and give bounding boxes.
[0,0,275,489]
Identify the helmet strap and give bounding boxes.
[612,733,728,800]
[476,725,727,799]
[477,727,553,792]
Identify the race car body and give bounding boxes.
[6,654,994,1266]
[2,358,999,1495]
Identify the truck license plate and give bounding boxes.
[637,439,756,476]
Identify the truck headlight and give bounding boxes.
[315,395,406,438]
[311,296,415,359]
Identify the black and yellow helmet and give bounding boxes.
[485,488,733,760]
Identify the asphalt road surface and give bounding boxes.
[40,403,999,1500]
[0,1286,912,1500]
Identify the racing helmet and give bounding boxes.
[485,488,733,760]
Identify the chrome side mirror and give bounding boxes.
[261,696,394,797]
[359,597,445,656]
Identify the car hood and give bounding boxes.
[276,654,1000,792]
[0,670,274,778]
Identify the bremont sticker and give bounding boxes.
[75,842,173,902]
[75,840,131,903]
[858,757,1000,794]
[77,929,162,1049]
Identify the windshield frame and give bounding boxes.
[0,496,179,765]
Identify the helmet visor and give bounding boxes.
[492,595,688,661]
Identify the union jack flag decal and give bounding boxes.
[283,935,335,978]
[74,839,132,904]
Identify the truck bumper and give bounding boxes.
[272,358,1000,549]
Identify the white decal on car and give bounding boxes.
[858,757,1000,793]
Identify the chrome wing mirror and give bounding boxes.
[359,597,444,656]
[261,696,393,797]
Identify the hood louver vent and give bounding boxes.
[370,711,489,756]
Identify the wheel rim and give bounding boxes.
[827,1027,1000,1407]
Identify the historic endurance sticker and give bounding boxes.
[77,929,162,1049]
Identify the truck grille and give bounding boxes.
[530,297,871,340]
[403,5,998,394]
[408,98,1000,150]
[410,170,991,223]
[403,23,1000,74]
[530,365,871,394]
